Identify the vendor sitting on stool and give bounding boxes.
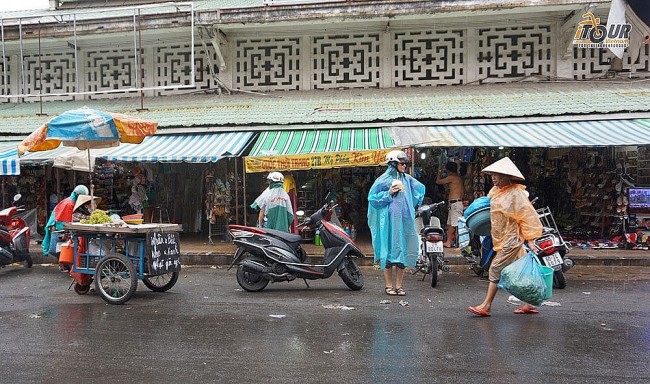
[436,162,464,247]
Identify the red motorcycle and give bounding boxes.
[0,194,32,268]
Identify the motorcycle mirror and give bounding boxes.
[296,210,305,217]
[13,194,21,202]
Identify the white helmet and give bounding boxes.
[385,150,409,164]
[267,172,284,182]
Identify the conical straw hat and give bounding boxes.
[481,157,525,181]
[74,195,101,211]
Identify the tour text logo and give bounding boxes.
[573,12,630,49]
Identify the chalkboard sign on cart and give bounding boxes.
[146,231,181,274]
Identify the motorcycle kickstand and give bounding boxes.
[303,279,310,288]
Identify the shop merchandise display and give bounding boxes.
[8,168,47,228]
[128,174,148,213]
[93,163,115,209]
[430,146,649,250]
[204,170,232,224]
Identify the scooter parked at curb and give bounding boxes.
[532,206,573,288]
[413,201,449,288]
[227,201,365,292]
[0,194,32,268]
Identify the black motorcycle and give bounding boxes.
[413,201,448,287]
[228,201,365,292]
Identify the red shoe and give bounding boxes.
[468,306,491,317]
[514,306,539,314]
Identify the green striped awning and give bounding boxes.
[387,119,650,147]
[245,128,394,172]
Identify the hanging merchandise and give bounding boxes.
[462,147,474,163]
[128,174,148,214]
[471,148,488,199]
[93,162,116,209]
[204,170,232,224]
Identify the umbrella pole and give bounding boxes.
[87,149,95,209]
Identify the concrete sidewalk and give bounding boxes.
[28,236,650,267]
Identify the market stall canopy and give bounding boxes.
[0,142,79,175]
[99,132,254,163]
[387,119,650,148]
[52,148,113,172]
[0,142,19,175]
[245,128,394,173]
[20,146,79,165]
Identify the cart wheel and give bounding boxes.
[74,283,91,295]
[94,253,137,305]
[142,271,179,292]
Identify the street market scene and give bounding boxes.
[0,0,648,383]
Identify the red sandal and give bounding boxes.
[514,306,539,314]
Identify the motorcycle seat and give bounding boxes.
[422,227,444,235]
[261,228,303,249]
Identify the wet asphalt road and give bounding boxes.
[0,264,648,384]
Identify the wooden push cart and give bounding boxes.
[63,223,183,305]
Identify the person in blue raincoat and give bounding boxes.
[42,185,89,261]
[368,150,425,296]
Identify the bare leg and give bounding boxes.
[383,267,394,288]
[473,281,498,314]
[445,226,457,247]
[395,268,405,290]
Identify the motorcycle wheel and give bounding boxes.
[143,271,180,292]
[553,269,567,289]
[236,257,269,292]
[24,254,33,268]
[429,253,439,288]
[339,257,363,291]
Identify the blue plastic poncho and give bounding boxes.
[367,166,425,269]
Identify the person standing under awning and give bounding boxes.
[251,172,294,232]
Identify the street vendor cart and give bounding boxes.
[63,222,183,305]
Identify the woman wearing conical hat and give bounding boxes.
[468,157,543,317]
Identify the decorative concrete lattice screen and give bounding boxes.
[3,23,650,100]
[0,59,11,96]
[24,52,76,101]
[573,44,650,80]
[312,34,381,89]
[86,48,138,99]
[235,37,301,91]
[155,43,220,96]
[476,25,554,83]
[393,30,465,86]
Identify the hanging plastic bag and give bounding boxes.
[457,217,470,250]
[497,251,547,306]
